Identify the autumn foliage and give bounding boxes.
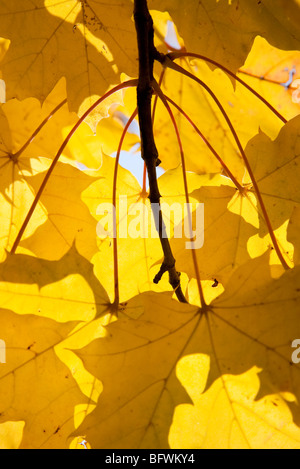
[0,0,300,449]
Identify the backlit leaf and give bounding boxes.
[240,36,300,120]
[0,308,84,448]
[0,0,137,112]
[0,247,110,448]
[74,255,300,448]
[0,80,96,260]
[0,0,300,450]
[148,0,300,72]
[82,153,166,302]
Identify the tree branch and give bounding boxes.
[133,0,187,303]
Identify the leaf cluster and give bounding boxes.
[0,0,300,449]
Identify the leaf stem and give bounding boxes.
[238,69,290,88]
[112,108,138,307]
[163,92,243,191]
[153,80,207,308]
[10,79,138,254]
[168,51,287,124]
[13,99,68,159]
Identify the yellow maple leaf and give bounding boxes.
[0,80,102,260]
[165,171,256,288]
[1,0,300,451]
[240,36,300,121]
[73,254,300,449]
[19,161,99,261]
[244,115,300,265]
[0,246,112,448]
[0,0,137,112]
[82,153,166,303]
[0,307,86,448]
[148,0,300,73]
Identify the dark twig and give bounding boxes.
[133,0,187,302]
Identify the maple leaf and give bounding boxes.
[74,254,300,449]
[0,81,101,258]
[0,79,74,179]
[19,160,100,261]
[0,308,84,448]
[152,57,287,175]
[1,0,300,451]
[245,115,300,240]
[148,0,300,73]
[105,36,298,185]
[165,114,300,293]
[164,171,257,288]
[240,36,300,121]
[0,0,137,112]
[0,246,109,321]
[0,246,111,448]
[82,153,166,302]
